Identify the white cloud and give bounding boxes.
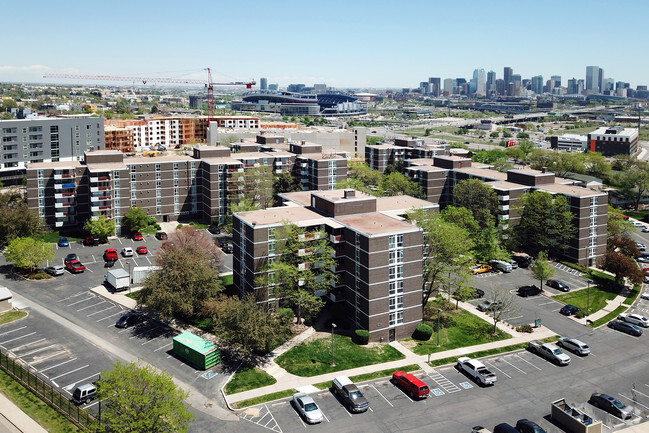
[0,64,51,72]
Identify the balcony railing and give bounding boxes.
[329,234,342,243]
[54,192,76,199]
[54,173,75,180]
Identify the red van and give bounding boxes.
[392,371,429,399]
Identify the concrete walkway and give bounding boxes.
[0,392,47,433]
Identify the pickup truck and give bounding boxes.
[331,376,369,412]
[456,357,497,386]
[528,340,570,365]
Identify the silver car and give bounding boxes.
[45,265,65,276]
[557,337,590,356]
[292,392,323,424]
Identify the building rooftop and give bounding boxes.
[27,160,83,170]
[87,163,127,172]
[454,166,507,181]
[297,152,345,161]
[125,154,195,163]
[486,180,531,191]
[537,182,606,198]
[590,126,638,137]
[278,191,313,207]
[334,212,420,236]
[312,189,374,202]
[376,195,436,212]
[236,206,329,227]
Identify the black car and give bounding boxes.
[155,232,168,240]
[64,253,78,263]
[515,419,547,433]
[559,304,581,316]
[218,238,228,248]
[115,312,144,329]
[517,285,542,297]
[222,245,233,254]
[546,279,570,292]
[512,255,533,268]
[608,320,643,336]
[589,393,633,419]
[208,225,221,235]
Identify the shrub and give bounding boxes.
[516,324,534,333]
[354,329,370,345]
[278,308,294,325]
[575,310,586,319]
[154,223,161,230]
[177,223,184,229]
[30,271,50,280]
[147,216,157,226]
[413,323,433,341]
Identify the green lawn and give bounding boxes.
[35,232,83,243]
[225,366,276,395]
[624,285,641,306]
[275,335,404,377]
[0,311,27,326]
[188,221,209,230]
[623,210,649,221]
[312,363,422,390]
[409,307,511,355]
[232,389,297,409]
[221,274,233,287]
[593,306,628,328]
[553,285,618,314]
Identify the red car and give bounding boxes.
[136,246,148,254]
[132,232,143,241]
[104,248,119,261]
[65,260,86,273]
[392,371,429,399]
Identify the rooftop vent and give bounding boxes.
[344,189,356,199]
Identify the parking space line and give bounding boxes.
[515,354,542,370]
[501,358,526,374]
[370,385,394,407]
[321,408,330,423]
[538,301,559,305]
[11,338,46,351]
[67,296,96,307]
[50,365,89,381]
[484,361,511,379]
[293,409,307,428]
[87,305,118,317]
[40,358,78,373]
[0,326,27,336]
[85,267,94,273]
[98,312,122,322]
[58,292,88,302]
[77,300,106,312]
[85,400,100,409]
[504,315,524,321]
[142,335,164,345]
[620,393,649,410]
[0,332,37,345]
[63,372,102,392]
[17,344,57,359]
[154,343,172,352]
[28,350,66,365]
[633,389,649,399]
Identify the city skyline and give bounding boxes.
[2,0,649,89]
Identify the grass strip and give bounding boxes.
[623,285,641,306]
[225,367,276,395]
[349,364,421,383]
[0,311,27,326]
[231,389,297,409]
[592,306,628,328]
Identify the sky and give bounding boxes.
[3,0,649,90]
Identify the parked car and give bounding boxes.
[589,393,633,420]
[84,236,99,246]
[477,300,503,312]
[471,264,492,275]
[65,260,86,273]
[64,253,78,264]
[517,285,542,297]
[155,232,168,240]
[512,253,533,268]
[491,260,512,273]
[132,232,143,241]
[636,242,647,251]
[208,225,221,235]
[217,238,228,248]
[559,305,581,316]
[454,287,485,300]
[618,313,649,328]
[115,312,143,329]
[641,292,649,301]
[637,254,649,263]
[136,246,149,254]
[58,237,69,247]
[557,337,590,356]
[71,383,97,405]
[121,247,134,257]
[508,260,519,269]
[292,392,323,424]
[643,226,649,233]
[222,245,233,254]
[546,279,570,292]
[472,427,493,433]
[331,376,369,413]
[608,320,643,336]
[515,419,547,433]
[104,249,119,261]
[45,265,65,276]
[392,370,429,399]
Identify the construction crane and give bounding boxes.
[43,68,255,121]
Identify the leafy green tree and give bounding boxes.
[383,159,406,175]
[261,224,337,324]
[242,166,274,209]
[0,112,13,120]
[515,191,575,257]
[203,295,292,355]
[490,131,499,138]
[583,152,611,179]
[273,171,301,204]
[95,361,194,433]
[84,215,115,243]
[528,150,585,177]
[607,206,634,240]
[613,160,649,210]
[121,207,149,233]
[337,161,383,195]
[453,178,498,229]
[440,206,480,237]
[408,209,474,308]
[380,171,422,197]
[223,198,259,233]
[139,227,222,319]
[505,147,525,164]
[517,132,529,139]
[5,237,56,272]
[503,131,512,138]
[0,189,44,246]
[472,149,508,164]
[473,220,509,263]
[530,251,555,288]
[517,140,536,158]
[366,136,383,146]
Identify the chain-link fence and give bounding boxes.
[0,349,95,429]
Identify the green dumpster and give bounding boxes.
[172,332,221,370]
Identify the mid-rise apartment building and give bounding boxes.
[587,126,639,157]
[232,189,436,342]
[366,138,448,173]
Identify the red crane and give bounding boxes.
[43,68,255,121]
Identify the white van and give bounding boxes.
[491,260,512,273]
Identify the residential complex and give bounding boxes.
[232,189,436,342]
[365,138,449,173]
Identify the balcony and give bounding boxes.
[498,204,509,211]
[299,232,322,242]
[55,192,76,199]
[227,168,244,173]
[54,173,75,180]
[91,194,111,202]
[329,234,342,243]
[498,214,510,221]
[498,195,510,201]
[90,185,111,193]
[298,262,311,271]
[55,201,74,208]
[227,176,244,182]
[54,182,76,190]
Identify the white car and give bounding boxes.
[557,337,591,356]
[641,293,649,300]
[292,392,323,424]
[635,222,645,228]
[121,247,134,257]
[636,243,647,251]
[618,313,649,328]
[642,226,649,233]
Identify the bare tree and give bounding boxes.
[164,225,222,265]
[485,287,519,334]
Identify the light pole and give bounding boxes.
[437,309,442,347]
[586,280,590,317]
[330,323,337,367]
[127,261,131,294]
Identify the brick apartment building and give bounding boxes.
[404,155,608,266]
[366,137,449,173]
[232,189,436,342]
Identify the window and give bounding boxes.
[131,173,136,182]
[389,280,404,295]
[155,164,161,171]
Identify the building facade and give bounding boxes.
[586,126,639,156]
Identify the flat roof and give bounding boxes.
[27,161,83,170]
[236,206,328,227]
[454,167,507,181]
[590,126,638,137]
[486,180,531,191]
[87,163,127,172]
[201,157,245,165]
[334,212,420,236]
[406,165,447,173]
[297,153,345,161]
[537,182,607,198]
[376,195,436,212]
[125,154,195,163]
[278,191,313,207]
[312,189,375,202]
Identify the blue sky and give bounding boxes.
[3,0,648,90]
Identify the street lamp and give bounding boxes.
[437,309,442,347]
[330,323,337,367]
[586,280,590,317]
[127,261,131,294]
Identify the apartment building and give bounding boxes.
[0,116,104,184]
[288,141,348,190]
[232,189,436,342]
[104,125,135,153]
[586,126,639,156]
[366,138,449,173]
[405,156,607,266]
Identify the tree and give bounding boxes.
[517,132,530,139]
[453,178,498,229]
[121,207,149,233]
[95,361,194,433]
[439,206,480,237]
[139,226,222,319]
[380,171,422,197]
[607,206,634,240]
[583,152,611,179]
[337,161,382,195]
[366,136,383,146]
[224,198,259,233]
[273,171,301,205]
[530,251,555,289]
[517,140,536,158]
[613,161,649,210]
[203,295,292,355]
[383,159,405,176]
[5,237,56,272]
[409,209,474,308]
[528,150,585,177]
[471,149,508,164]
[473,220,509,263]
[490,131,499,138]
[506,147,525,164]
[600,251,644,286]
[484,287,518,334]
[0,188,44,245]
[503,131,512,138]
[515,190,575,258]
[242,166,274,209]
[261,224,337,324]
[84,215,115,243]
[150,105,159,114]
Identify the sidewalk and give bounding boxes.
[0,392,47,433]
